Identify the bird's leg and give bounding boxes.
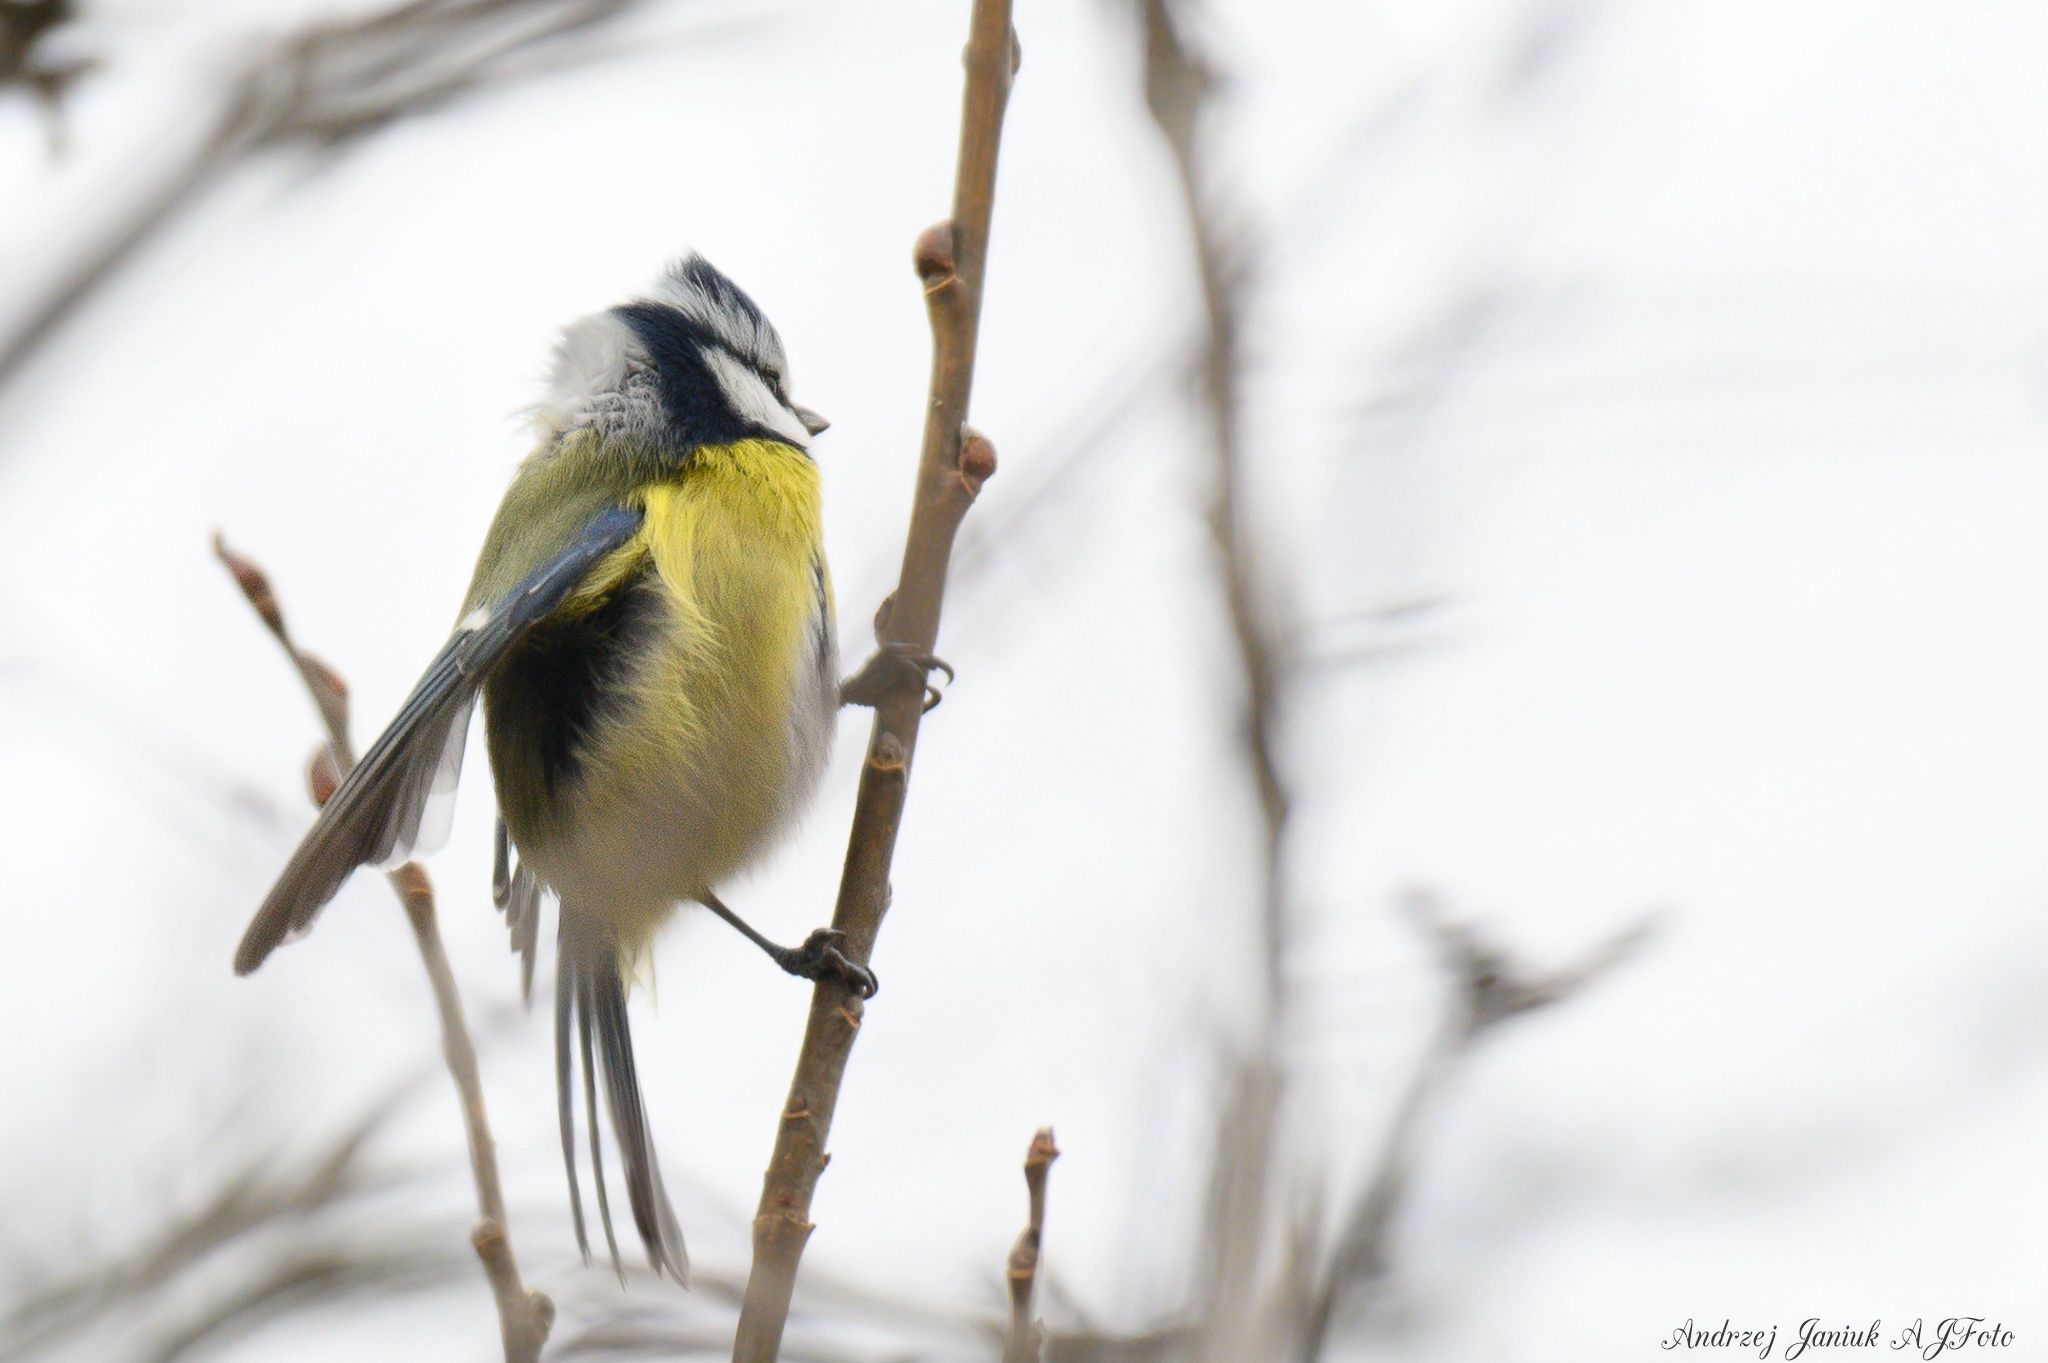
[696,890,878,998]
[840,641,954,712]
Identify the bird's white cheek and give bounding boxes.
[706,350,812,447]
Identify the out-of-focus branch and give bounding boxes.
[555,1320,876,1363]
[1139,3,1279,997]
[1002,1128,1060,1363]
[0,0,93,147]
[141,1245,464,1363]
[1410,890,1655,1036]
[213,534,552,1363]
[545,1234,993,1359]
[727,5,1016,1358]
[1140,3,1295,1359]
[0,0,641,394]
[0,1082,422,1362]
[1295,894,1656,1361]
[0,0,68,85]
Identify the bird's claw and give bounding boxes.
[774,927,880,998]
[913,651,950,712]
[840,645,954,712]
[917,650,954,704]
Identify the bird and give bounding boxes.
[233,254,876,1285]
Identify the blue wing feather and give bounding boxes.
[235,504,644,975]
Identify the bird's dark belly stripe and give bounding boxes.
[485,561,660,813]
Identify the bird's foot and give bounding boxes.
[840,644,953,712]
[771,928,880,998]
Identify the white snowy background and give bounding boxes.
[2,0,2046,1359]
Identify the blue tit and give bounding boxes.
[235,254,870,1285]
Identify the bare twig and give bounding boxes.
[1140,0,1277,1012]
[727,5,1016,1358]
[555,1324,860,1363]
[1002,1128,1060,1363]
[543,1236,992,1359]
[0,0,641,393]
[0,0,69,86]
[0,1081,423,1361]
[140,1245,467,1363]
[0,0,92,147]
[1138,2,1297,1357]
[1294,894,1656,1361]
[213,534,553,1363]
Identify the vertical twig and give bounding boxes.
[1001,1128,1060,1363]
[1138,0,1283,1019]
[1140,1,1293,1357]
[214,535,553,1363]
[728,4,1018,1358]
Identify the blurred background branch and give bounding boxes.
[0,0,645,392]
[0,1077,465,1363]
[1294,895,1657,1361]
[0,0,93,149]
[1139,3,1291,1359]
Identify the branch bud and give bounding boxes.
[392,861,435,928]
[308,743,341,807]
[959,426,998,490]
[914,222,957,287]
[1024,1125,1059,1173]
[212,533,284,635]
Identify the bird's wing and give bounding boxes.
[235,503,646,975]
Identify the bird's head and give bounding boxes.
[535,254,828,453]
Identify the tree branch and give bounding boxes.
[727,5,1017,1358]
[0,0,640,395]
[1294,894,1656,1361]
[1138,3,1296,1357]
[1002,1128,1060,1363]
[213,534,553,1363]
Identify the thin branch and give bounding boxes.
[0,1081,422,1361]
[0,0,92,148]
[0,0,641,394]
[1002,1128,1060,1363]
[141,1245,467,1363]
[1139,3,1296,1358]
[0,1,70,87]
[1141,0,1280,1019]
[727,5,1017,1358]
[544,1234,993,1359]
[1294,894,1657,1361]
[213,534,553,1363]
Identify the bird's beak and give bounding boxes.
[795,405,831,437]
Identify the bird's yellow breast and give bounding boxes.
[634,438,825,640]
[533,438,834,949]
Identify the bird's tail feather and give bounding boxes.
[494,819,543,1004]
[555,918,688,1285]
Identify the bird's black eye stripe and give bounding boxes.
[612,300,803,450]
[734,343,784,394]
[701,333,782,394]
[614,302,783,390]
